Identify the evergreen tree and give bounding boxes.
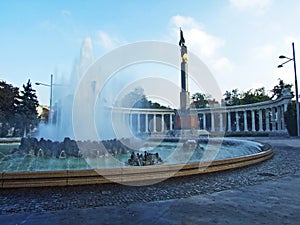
[15,79,39,136]
[0,81,19,136]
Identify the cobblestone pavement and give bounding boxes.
[0,137,299,216]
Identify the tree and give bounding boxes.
[191,93,209,108]
[284,101,297,136]
[118,87,169,109]
[271,79,293,99]
[15,80,39,136]
[224,89,241,106]
[240,87,270,105]
[0,81,19,136]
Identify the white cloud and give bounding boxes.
[230,0,272,14]
[171,15,225,59]
[96,31,121,50]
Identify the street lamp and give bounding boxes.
[278,42,300,137]
[35,74,53,124]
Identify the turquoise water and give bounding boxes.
[0,140,263,172]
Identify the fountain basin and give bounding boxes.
[0,138,274,188]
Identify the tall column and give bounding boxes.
[161,114,165,132]
[280,105,285,130]
[271,107,276,131]
[235,111,240,132]
[277,106,282,130]
[203,113,207,130]
[137,113,141,133]
[219,113,224,132]
[258,109,263,132]
[153,114,157,133]
[227,111,232,132]
[265,109,270,132]
[251,110,256,132]
[145,113,149,133]
[169,114,173,130]
[211,113,215,132]
[130,113,133,131]
[243,110,248,131]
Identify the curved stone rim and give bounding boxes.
[0,139,274,188]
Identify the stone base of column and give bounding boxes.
[174,111,198,130]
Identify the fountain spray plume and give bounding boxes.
[36,37,95,141]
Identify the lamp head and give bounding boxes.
[35,82,41,85]
[278,65,283,68]
[279,55,287,59]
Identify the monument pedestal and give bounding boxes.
[174,112,198,130]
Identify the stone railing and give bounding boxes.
[112,91,293,136]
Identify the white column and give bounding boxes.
[161,114,165,132]
[203,113,207,130]
[137,113,141,133]
[265,109,270,132]
[243,110,248,132]
[169,114,173,130]
[219,113,224,132]
[211,113,215,132]
[153,114,157,133]
[145,113,149,133]
[235,111,240,132]
[258,109,263,132]
[281,106,285,130]
[271,107,276,131]
[227,111,232,132]
[251,110,256,132]
[130,113,133,131]
[277,106,282,130]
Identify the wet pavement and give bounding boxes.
[0,137,299,225]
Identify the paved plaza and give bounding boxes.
[0,137,300,225]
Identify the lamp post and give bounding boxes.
[278,42,300,137]
[35,74,53,124]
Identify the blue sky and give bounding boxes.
[1,0,300,105]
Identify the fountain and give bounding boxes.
[0,32,274,188]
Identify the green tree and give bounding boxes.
[118,87,169,109]
[284,101,297,136]
[224,89,241,106]
[191,92,209,108]
[0,81,19,136]
[271,79,293,99]
[240,87,270,105]
[15,80,39,137]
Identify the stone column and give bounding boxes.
[153,114,157,133]
[130,113,133,131]
[211,113,215,132]
[280,105,285,130]
[161,114,165,132]
[203,113,207,130]
[235,111,240,132]
[243,110,248,132]
[137,113,141,133]
[227,111,232,132]
[251,110,256,132]
[219,113,224,132]
[258,109,263,132]
[271,107,276,131]
[277,106,281,130]
[145,113,149,133]
[265,109,270,132]
[169,114,173,130]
